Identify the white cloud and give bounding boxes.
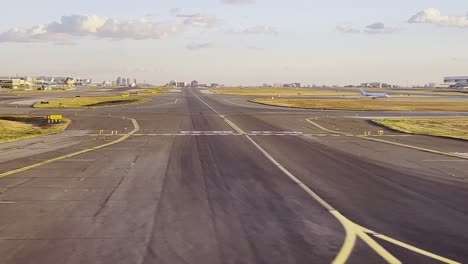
[230,25,278,35]
[97,19,182,40]
[170,9,204,19]
[183,15,221,28]
[337,22,398,34]
[47,15,107,35]
[186,42,213,50]
[336,24,360,34]
[176,13,201,18]
[0,14,219,43]
[409,8,468,28]
[0,25,75,44]
[221,0,255,5]
[364,22,398,34]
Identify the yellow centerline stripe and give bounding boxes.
[357,231,401,264]
[307,117,468,161]
[330,211,359,264]
[306,118,352,136]
[374,234,462,264]
[0,118,139,178]
[306,116,464,263]
[358,136,468,160]
[192,93,462,263]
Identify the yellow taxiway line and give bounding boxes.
[0,118,139,178]
[306,118,468,161]
[305,117,463,263]
[192,93,461,263]
[375,234,461,264]
[358,136,468,160]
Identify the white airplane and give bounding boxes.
[360,89,389,99]
[38,78,58,86]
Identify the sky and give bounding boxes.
[0,0,467,86]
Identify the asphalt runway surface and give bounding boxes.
[0,88,467,263]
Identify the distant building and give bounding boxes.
[360,82,394,88]
[22,76,37,83]
[76,78,92,85]
[210,83,220,88]
[444,76,468,83]
[0,78,31,89]
[444,76,468,88]
[115,77,137,87]
[274,82,301,88]
[64,77,76,86]
[169,81,187,88]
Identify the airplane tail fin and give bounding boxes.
[360,89,366,96]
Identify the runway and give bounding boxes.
[0,88,467,263]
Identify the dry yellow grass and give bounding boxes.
[252,98,468,112]
[211,88,358,97]
[0,116,70,143]
[33,96,150,109]
[136,87,170,95]
[337,87,468,96]
[373,118,468,140]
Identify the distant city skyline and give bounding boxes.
[0,0,467,86]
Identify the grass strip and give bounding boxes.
[0,116,70,143]
[33,96,150,109]
[372,118,468,140]
[252,98,468,112]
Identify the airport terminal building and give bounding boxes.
[444,76,468,88]
[0,78,29,89]
[444,76,468,83]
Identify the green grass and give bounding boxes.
[0,116,70,143]
[252,98,468,112]
[134,87,170,95]
[1,87,77,94]
[33,96,150,109]
[373,118,468,140]
[211,87,358,97]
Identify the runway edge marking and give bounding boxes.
[358,136,468,161]
[306,119,353,136]
[305,117,463,263]
[0,117,140,178]
[192,91,461,264]
[306,118,468,161]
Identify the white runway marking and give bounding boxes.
[191,90,460,264]
[250,131,304,135]
[223,98,257,108]
[180,131,236,135]
[423,159,468,162]
[140,98,179,108]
